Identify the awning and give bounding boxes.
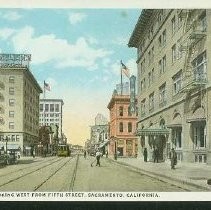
[0,144,20,150]
[166,124,182,128]
[186,107,206,123]
[187,117,206,123]
[98,140,110,148]
[136,128,170,136]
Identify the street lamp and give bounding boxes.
[4,136,8,154]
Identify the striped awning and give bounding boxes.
[136,128,170,136]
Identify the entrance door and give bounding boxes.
[117,147,123,156]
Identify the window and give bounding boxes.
[128,106,132,116]
[162,30,166,45]
[200,12,207,32]
[159,55,166,75]
[128,122,132,133]
[9,87,14,95]
[193,122,206,149]
[119,106,123,116]
[45,104,49,112]
[172,128,182,149]
[171,16,176,34]
[55,104,59,112]
[11,135,15,141]
[159,83,166,107]
[9,111,14,118]
[9,122,14,129]
[173,70,182,95]
[141,99,146,116]
[119,122,123,132]
[9,76,15,83]
[172,44,176,63]
[152,68,154,82]
[16,135,20,142]
[40,104,43,112]
[9,99,15,106]
[149,92,154,112]
[178,15,182,29]
[141,59,145,74]
[148,72,152,87]
[192,51,207,82]
[50,104,54,112]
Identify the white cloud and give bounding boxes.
[2,11,22,21]
[112,36,129,46]
[0,28,16,40]
[9,26,112,69]
[68,12,87,25]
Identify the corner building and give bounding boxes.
[129,9,211,164]
[0,54,42,152]
[107,92,138,157]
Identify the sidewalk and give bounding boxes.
[108,156,211,191]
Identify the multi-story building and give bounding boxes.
[89,113,109,155]
[0,54,42,153]
[39,99,64,139]
[128,9,211,164]
[107,89,138,157]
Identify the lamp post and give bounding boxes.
[4,136,8,154]
[114,138,117,160]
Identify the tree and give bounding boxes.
[39,126,50,146]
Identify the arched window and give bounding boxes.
[128,122,132,133]
[119,106,123,116]
[119,122,123,132]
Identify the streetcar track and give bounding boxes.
[0,157,58,179]
[68,154,79,192]
[0,156,67,189]
[34,156,76,191]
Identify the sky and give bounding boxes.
[0,9,140,146]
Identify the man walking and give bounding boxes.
[143,148,148,162]
[170,148,177,169]
[91,149,102,167]
[153,148,159,163]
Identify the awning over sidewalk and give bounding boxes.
[136,128,170,136]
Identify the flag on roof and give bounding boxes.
[44,81,51,91]
[121,60,130,78]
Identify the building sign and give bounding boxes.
[129,75,136,114]
[0,54,31,68]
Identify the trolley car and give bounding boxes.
[57,145,70,157]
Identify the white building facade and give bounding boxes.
[39,99,64,139]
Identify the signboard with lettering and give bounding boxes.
[0,54,31,68]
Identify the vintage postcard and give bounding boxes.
[0,0,211,203]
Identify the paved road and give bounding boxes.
[0,155,191,191]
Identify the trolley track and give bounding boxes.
[0,157,67,189]
[34,156,77,191]
[0,156,58,179]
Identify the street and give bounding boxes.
[0,155,195,192]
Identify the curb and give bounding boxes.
[107,158,211,191]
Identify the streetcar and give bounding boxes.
[57,145,70,157]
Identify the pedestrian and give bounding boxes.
[33,149,35,158]
[84,150,87,159]
[153,148,159,163]
[95,150,101,167]
[143,148,148,162]
[170,148,177,169]
[105,150,108,158]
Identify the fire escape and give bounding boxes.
[179,9,207,93]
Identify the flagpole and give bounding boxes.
[120,61,123,95]
[43,81,46,126]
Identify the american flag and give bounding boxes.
[121,60,130,78]
[44,81,51,91]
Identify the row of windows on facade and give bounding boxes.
[118,122,134,133]
[40,122,59,126]
[0,76,39,102]
[0,135,20,142]
[40,104,60,112]
[40,113,60,117]
[117,106,138,117]
[138,10,206,60]
[140,51,207,94]
[40,118,60,122]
